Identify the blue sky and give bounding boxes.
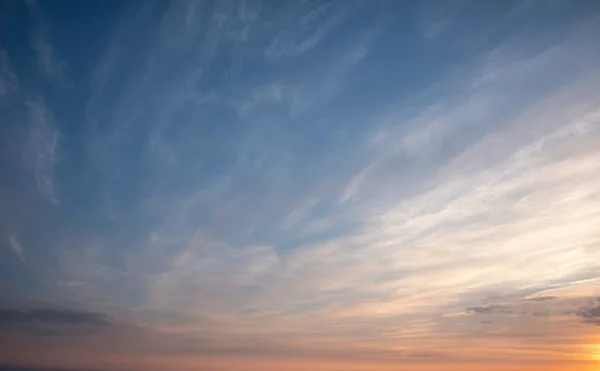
[1,1,600,370]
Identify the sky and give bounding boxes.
[1,0,600,370]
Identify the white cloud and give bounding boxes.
[281,197,319,230]
[338,21,600,203]
[289,27,378,117]
[266,2,347,58]
[8,235,25,262]
[232,83,284,117]
[131,31,600,360]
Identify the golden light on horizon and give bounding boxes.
[592,345,600,362]
[581,344,600,362]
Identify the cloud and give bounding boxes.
[0,366,79,371]
[231,83,284,117]
[0,50,18,96]
[8,236,25,262]
[26,0,68,85]
[466,305,511,315]
[522,296,557,302]
[575,304,600,326]
[460,286,600,338]
[281,198,319,230]
[289,25,379,117]
[266,2,348,58]
[23,100,59,204]
[0,308,112,327]
[418,1,464,40]
[131,19,600,361]
[111,53,600,363]
[3,1,598,367]
[31,37,67,85]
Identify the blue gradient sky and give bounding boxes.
[1,1,600,370]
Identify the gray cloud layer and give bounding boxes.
[0,308,112,327]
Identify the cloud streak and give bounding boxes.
[266,1,348,58]
[8,236,24,262]
[25,0,68,85]
[131,19,600,362]
[0,308,112,327]
[0,50,18,97]
[23,100,59,204]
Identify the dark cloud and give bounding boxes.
[522,296,556,302]
[467,296,600,327]
[0,308,112,327]
[576,305,600,326]
[0,366,72,371]
[0,366,103,371]
[466,305,511,315]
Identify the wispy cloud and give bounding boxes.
[8,236,25,262]
[419,1,465,40]
[266,1,348,58]
[576,300,600,326]
[2,1,600,369]
[128,22,600,361]
[31,37,67,85]
[289,25,379,117]
[231,83,284,118]
[23,100,59,204]
[339,19,600,202]
[0,308,112,327]
[0,50,19,96]
[25,0,68,85]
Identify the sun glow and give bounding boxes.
[583,344,600,361]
